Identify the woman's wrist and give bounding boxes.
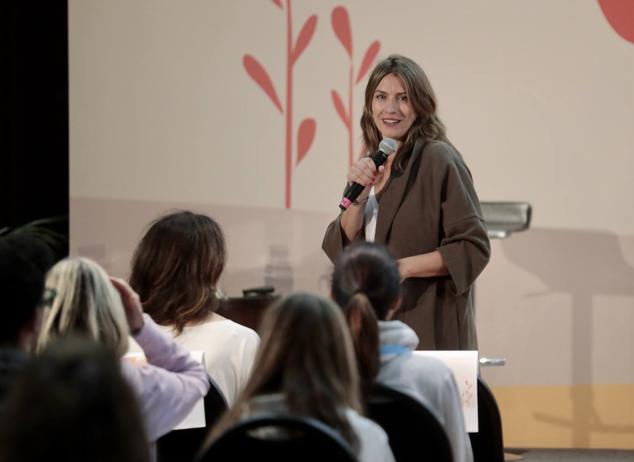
[397,252,449,280]
[130,321,144,336]
[397,258,410,281]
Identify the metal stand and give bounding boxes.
[479,201,532,462]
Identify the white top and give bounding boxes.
[364,186,378,242]
[376,320,473,462]
[346,408,396,462]
[157,313,259,406]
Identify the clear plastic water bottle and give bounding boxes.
[264,245,293,295]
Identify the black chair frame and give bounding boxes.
[365,383,453,462]
[157,377,228,462]
[469,377,504,462]
[197,414,358,462]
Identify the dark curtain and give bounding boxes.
[1,0,69,257]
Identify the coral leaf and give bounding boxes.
[292,15,317,64]
[356,41,381,84]
[243,54,283,113]
[331,90,348,126]
[297,118,316,165]
[331,6,352,57]
[271,0,283,9]
[598,0,634,43]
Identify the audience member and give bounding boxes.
[36,257,209,458]
[331,242,473,462]
[203,293,395,462]
[0,336,150,462]
[0,234,53,403]
[129,211,259,405]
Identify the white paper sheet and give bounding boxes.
[412,350,479,432]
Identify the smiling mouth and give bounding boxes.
[382,119,401,126]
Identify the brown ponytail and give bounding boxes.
[332,243,402,388]
[344,292,380,385]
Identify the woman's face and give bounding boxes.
[371,73,416,142]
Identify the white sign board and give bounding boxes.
[413,350,479,432]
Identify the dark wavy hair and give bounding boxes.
[0,234,53,346]
[331,242,401,385]
[129,211,226,334]
[360,54,447,171]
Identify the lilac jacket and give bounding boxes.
[121,314,209,444]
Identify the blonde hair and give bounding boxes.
[37,258,130,357]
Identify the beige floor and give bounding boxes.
[505,449,634,461]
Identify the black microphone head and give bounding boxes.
[378,138,397,155]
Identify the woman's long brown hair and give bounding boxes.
[203,293,362,453]
[129,211,226,334]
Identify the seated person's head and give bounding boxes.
[0,336,149,462]
[245,292,359,408]
[0,234,53,350]
[37,257,129,356]
[130,211,226,332]
[330,242,402,384]
[331,242,401,318]
[208,293,361,451]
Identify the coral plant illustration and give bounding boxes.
[243,0,317,209]
[330,6,381,166]
[597,0,634,44]
[461,379,474,407]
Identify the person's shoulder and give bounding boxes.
[422,139,461,165]
[346,408,394,460]
[192,316,259,342]
[379,356,458,411]
[221,319,260,341]
[411,352,452,370]
[345,408,388,436]
[402,353,455,383]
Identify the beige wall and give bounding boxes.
[69,0,634,448]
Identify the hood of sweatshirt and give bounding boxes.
[378,320,419,363]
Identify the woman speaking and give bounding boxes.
[323,55,490,350]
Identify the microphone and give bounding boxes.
[339,138,397,210]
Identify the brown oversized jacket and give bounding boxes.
[322,139,490,350]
